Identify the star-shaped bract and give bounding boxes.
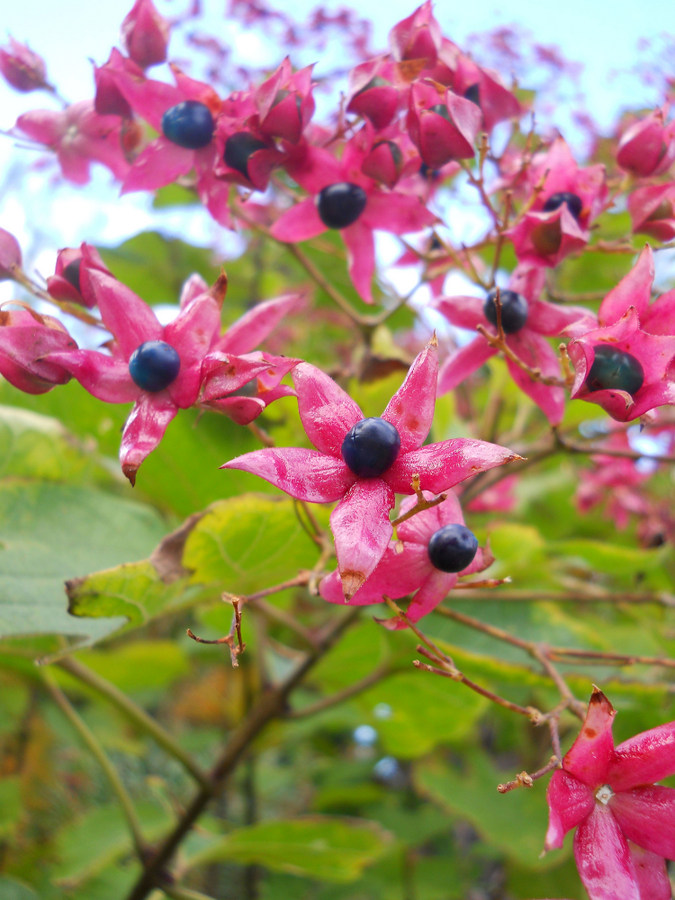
[0,306,76,394]
[320,490,492,627]
[435,265,592,424]
[545,687,675,900]
[48,269,300,483]
[15,100,131,185]
[112,63,221,194]
[270,133,436,303]
[222,339,518,599]
[506,137,607,268]
[567,245,675,421]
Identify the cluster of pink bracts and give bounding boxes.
[1,5,675,896]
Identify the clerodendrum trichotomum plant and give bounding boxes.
[0,2,674,898]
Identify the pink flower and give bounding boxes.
[222,339,518,599]
[0,306,76,394]
[628,182,675,244]
[319,490,492,626]
[270,132,436,303]
[48,270,301,483]
[567,245,675,421]
[616,106,675,178]
[346,58,401,130]
[506,138,607,268]
[406,80,481,169]
[15,101,131,185]
[46,243,111,308]
[121,0,170,69]
[435,265,592,424]
[111,64,222,194]
[253,57,315,144]
[545,687,675,900]
[0,37,48,93]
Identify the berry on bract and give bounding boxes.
[585,344,645,395]
[483,289,529,333]
[224,132,268,179]
[427,524,478,573]
[316,182,367,229]
[128,340,181,392]
[542,191,583,221]
[341,417,401,478]
[161,101,215,149]
[62,258,82,292]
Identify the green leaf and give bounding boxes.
[99,231,219,305]
[414,752,554,868]
[0,877,39,900]
[0,776,21,837]
[0,482,167,650]
[184,493,318,594]
[190,816,393,882]
[51,802,169,887]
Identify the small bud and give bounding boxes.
[121,0,170,69]
[0,37,48,93]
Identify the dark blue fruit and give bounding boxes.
[586,345,644,395]
[542,191,583,221]
[128,341,181,393]
[463,83,481,107]
[224,132,267,179]
[62,259,82,292]
[316,183,367,229]
[162,101,215,149]
[428,524,478,573]
[483,289,529,333]
[341,417,401,478]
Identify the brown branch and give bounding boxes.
[286,661,398,719]
[125,606,361,900]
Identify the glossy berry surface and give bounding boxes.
[128,341,181,393]
[224,132,267,179]
[316,183,367,229]
[542,191,583,221]
[428,524,478,573]
[483,289,529,333]
[585,345,644,395]
[62,259,82,292]
[161,101,215,149]
[341,417,401,478]
[463,83,481,107]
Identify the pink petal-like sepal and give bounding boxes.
[330,479,396,599]
[120,393,177,486]
[0,228,22,280]
[628,183,675,243]
[389,1,442,65]
[46,243,111,307]
[574,805,640,900]
[563,688,616,787]
[609,721,675,791]
[293,362,363,457]
[598,244,654,326]
[609,786,675,860]
[545,770,595,850]
[407,81,481,168]
[382,338,437,452]
[217,293,304,355]
[222,448,355,503]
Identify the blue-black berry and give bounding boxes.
[316,183,367,229]
[162,101,215,150]
[427,524,478,573]
[224,132,268,179]
[62,259,82,292]
[463,83,481,107]
[128,341,181,393]
[586,345,644,395]
[542,191,583,221]
[341,417,401,478]
[483,289,529,333]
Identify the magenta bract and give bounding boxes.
[545,688,675,900]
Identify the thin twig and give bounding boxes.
[57,657,209,788]
[286,662,397,719]
[41,668,148,859]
